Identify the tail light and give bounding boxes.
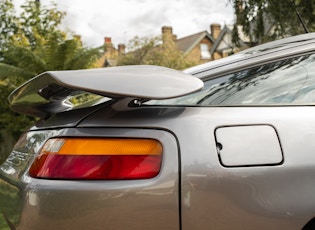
[29,138,162,180]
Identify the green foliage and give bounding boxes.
[231,23,240,47]
[0,0,101,156]
[1,35,101,79]
[0,0,66,53]
[19,0,66,48]
[117,36,160,65]
[0,34,101,137]
[117,35,196,70]
[232,0,315,44]
[0,0,17,50]
[0,179,21,229]
[0,81,32,147]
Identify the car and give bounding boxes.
[2,33,315,230]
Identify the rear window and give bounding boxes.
[146,54,315,106]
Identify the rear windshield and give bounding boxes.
[146,54,315,106]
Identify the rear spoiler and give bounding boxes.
[8,65,204,118]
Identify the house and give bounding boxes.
[210,25,249,59]
[95,37,126,67]
[164,25,215,64]
[163,24,249,63]
[97,24,248,67]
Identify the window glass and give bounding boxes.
[146,54,315,106]
[200,44,211,59]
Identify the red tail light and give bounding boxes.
[29,138,163,180]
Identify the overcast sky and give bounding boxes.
[13,0,235,47]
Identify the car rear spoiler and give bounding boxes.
[8,65,204,118]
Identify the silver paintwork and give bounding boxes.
[1,128,179,230]
[215,125,283,167]
[77,106,315,229]
[9,65,203,117]
[3,33,315,229]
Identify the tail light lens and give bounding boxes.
[29,138,162,180]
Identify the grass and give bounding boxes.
[0,179,21,230]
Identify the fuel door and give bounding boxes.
[215,125,283,167]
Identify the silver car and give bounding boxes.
[2,33,315,230]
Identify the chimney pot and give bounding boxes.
[104,37,112,44]
[162,26,173,35]
[162,26,177,43]
[118,43,126,54]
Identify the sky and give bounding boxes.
[13,0,235,47]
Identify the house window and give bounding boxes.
[200,44,211,59]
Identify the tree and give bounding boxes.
[1,33,100,80]
[19,0,65,48]
[232,0,315,44]
[0,0,18,56]
[0,0,66,55]
[117,35,196,70]
[0,0,101,163]
[0,32,101,143]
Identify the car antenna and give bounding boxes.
[290,0,309,33]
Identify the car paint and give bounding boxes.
[9,65,203,118]
[2,33,315,229]
[1,127,179,230]
[77,105,315,229]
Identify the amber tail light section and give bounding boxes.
[29,138,163,180]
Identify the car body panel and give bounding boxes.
[3,33,315,229]
[190,40,315,80]
[8,65,203,118]
[215,125,283,167]
[75,105,315,229]
[1,127,179,230]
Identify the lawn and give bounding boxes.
[0,179,21,230]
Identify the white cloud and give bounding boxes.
[12,0,234,47]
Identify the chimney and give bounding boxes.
[118,43,126,55]
[162,26,173,35]
[210,23,221,40]
[162,26,176,43]
[104,37,112,44]
[104,36,114,54]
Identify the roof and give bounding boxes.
[185,32,315,75]
[176,31,215,55]
[210,25,247,55]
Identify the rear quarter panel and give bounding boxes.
[79,105,315,229]
[0,128,179,230]
[2,105,315,229]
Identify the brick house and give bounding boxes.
[163,25,216,64]
[97,24,248,67]
[95,37,126,67]
[210,25,249,59]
